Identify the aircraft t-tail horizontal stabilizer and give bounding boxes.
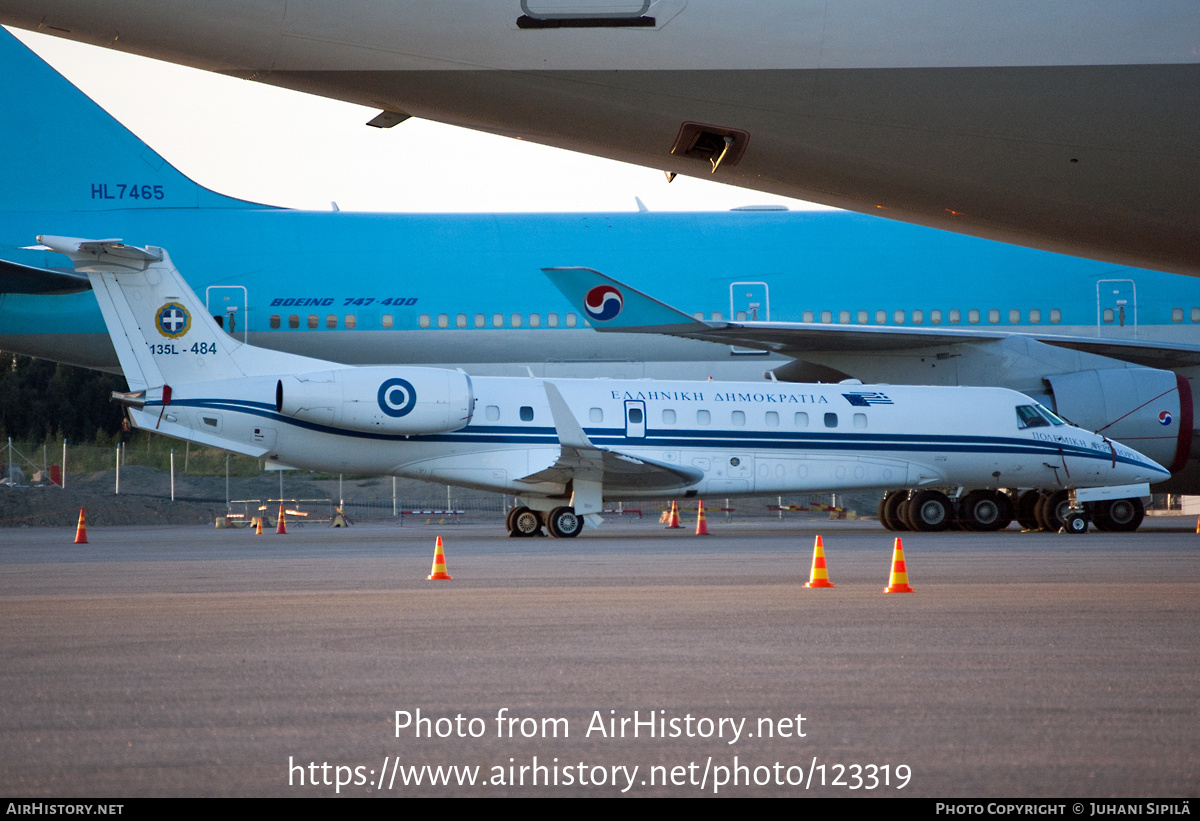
[38,235,336,391]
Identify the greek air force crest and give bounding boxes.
[156,302,191,338]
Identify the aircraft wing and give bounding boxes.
[517,381,702,491]
[0,257,90,294]
[542,267,1200,369]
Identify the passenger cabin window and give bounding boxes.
[839,310,851,324]
[857,310,868,324]
[345,315,356,329]
[988,309,1000,324]
[326,315,338,329]
[589,408,603,422]
[697,410,711,426]
[382,314,394,329]
[1029,309,1041,324]
[1192,308,1200,323]
[288,315,299,329]
[269,315,281,329]
[968,309,980,324]
[627,407,643,424]
[912,310,924,325]
[456,313,467,328]
[1104,308,1116,324]
[511,313,522,328]
[662,409,677,424]
[802,310,814,323]
[731,410,745,426]
[824,413,838,428]
[820,311,832,323]
[930,310,943,325]
[765,411,779,427]
[893,310,905,324]
[1173,308,1185,323]
[853,413,867,429]
[519,406,534,422]
[437,314,448,328]
[1050,309,1062,324]
[795,412,809,427]
[1009,309,1021,324]
[566,313,578,327]
[493,313,503,328]
[475,313,485,328]
[529,313,541,328]
[419,314,430,328]
[308,315,319,329]
[876,310,887,324]
[485,405,500,421]
[548,313,559,327]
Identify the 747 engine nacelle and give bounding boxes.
[1045,367,1193,474]
[276,367,473,435]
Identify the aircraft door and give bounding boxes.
[1096,280,1137,340]
[624,400,646,439]
[206,286,248,343]
[729,281,770,356]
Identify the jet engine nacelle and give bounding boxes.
[277,367,473,435]
[1045,368,1193,474]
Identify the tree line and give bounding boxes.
[0,354,128,444]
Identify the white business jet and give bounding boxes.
[38,235,1168,537]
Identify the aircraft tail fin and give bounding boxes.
[38,235,329,391]
[0,29,273,214]
[541,266,711,332]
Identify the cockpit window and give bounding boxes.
[1034,403,1067,426]
[1016,405,1050,429]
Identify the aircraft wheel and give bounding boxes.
[508,506,542,537]
[1036,490,1070,532]
[905,489,952,532]
[878,494,894,531]
[1095,498,1145,532]
[1063,512,1089,534]
[883,491,911,532]
[959,489,1011,532]
[1016,490,1043,530]
[546,506,582,538]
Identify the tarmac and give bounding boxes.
[1,516,1197,797]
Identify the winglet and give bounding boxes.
[542,267,712,332]
[542,381,597,451]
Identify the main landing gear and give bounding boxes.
[505,505,582,538]
[878,489,1145,533]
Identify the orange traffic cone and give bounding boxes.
[695,500,709,535]
[427,536,452,580]
[254,516,264,535]
[73,508,88,544]
[667,501,681,528]
[276,504,287,535]
[804,535,835,588]
[883,537,914,593]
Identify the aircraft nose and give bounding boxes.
[1118,451,1171,485]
